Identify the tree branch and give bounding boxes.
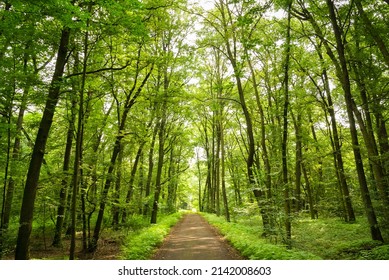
[64,61,131,79]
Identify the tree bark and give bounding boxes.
[282,0,292,247]
[15,27,71,260]
[52,98,76,247]
[122,142,145,222]
[326,0,383,242]
[150,113,167,224]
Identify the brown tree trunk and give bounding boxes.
[304,11,356,222]
[350,60,389,221]
[220,120,230,222]
[90,62,154,252]
[143,121,159,216]
[247,52,274,235]
[122,142,145,222]
[52,98,76,247]
[217,0,268,229]
[15,27,71,260]
[326,0,383,242]
[292,112,303,212]
[150,114,167,224]
[321,58,355,222]
[282,0,292,247]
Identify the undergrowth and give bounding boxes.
[201,213,321,260]
[120,211,186,260]
[203,212,389,260]
[293,216,389,259]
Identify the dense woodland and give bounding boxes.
[1,0,389,260]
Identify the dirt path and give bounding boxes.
[152,213,243,260]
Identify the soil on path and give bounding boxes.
[152,213,243,260]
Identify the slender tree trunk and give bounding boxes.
[292,112,302,212]
[196,148,202,212]
[220,120,230,222]
[316,41,355,222]
[15,27,71,260]
[122,142,145,222]
[309,117,321,219]
[349,50,389,220]
[282,0,292,247]
[302,162,316,219]
[247,54,274,234]
[112,146,123,227]
[69,6,92,257]
[90,61,153,252]
[143,121,159,216]
[215,114,221,216]
[52,98,76,247]
[217,0,268,229]
[150,115,167,224]
[326,0,383,242]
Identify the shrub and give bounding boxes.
[120,212,185,260]
[202,213,321,260]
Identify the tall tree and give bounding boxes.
[325,0,383,242]
[15,25,71,259]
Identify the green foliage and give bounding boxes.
[202,213,321,260]
[122,214,150,231]
[332,240,384,260]
[360,245,389,260]
[292,215,389,259]
[121,211,185,260]
[2,0,389,260]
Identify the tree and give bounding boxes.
[15,24,71,260]
[325,0,383,242]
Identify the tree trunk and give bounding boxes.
[220,119,230,222]
[282,0,292,247]
[247,53,273,234]
[312,31,356,222]
[15,27,71,260]
[143,121,159,216]
[292,112,303,212]
[326,0,383,242]
[150,115,167,224]
[349,47,389,220]
[122,142,145,222]
[90,62,154,252]
[52,98,76,247]
[217,0,268,229]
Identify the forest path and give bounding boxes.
[152,213,243,260]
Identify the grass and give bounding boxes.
[202,212,389,260]
[201,213,321,260]
[120,211,186,260]
[293,215,389,259]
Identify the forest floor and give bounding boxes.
[2,231,123,260]
[152,213,243,260]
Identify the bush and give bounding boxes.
[364,245,389,260]
[120,212,185,260]
[202,213,321,260]
[330,239,383,260]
